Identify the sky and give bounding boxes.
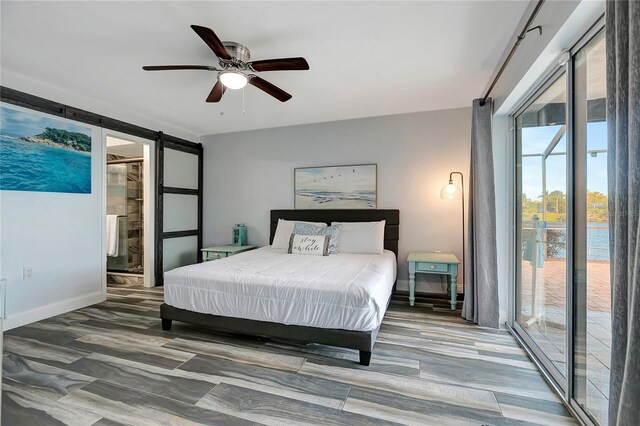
[0,106,91,138]
[521,121,608,200]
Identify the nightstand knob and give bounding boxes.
[430,265,435,269]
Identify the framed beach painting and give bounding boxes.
[294,164,377,209]
[0,104,92,193]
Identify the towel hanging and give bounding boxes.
[106,215,120,257]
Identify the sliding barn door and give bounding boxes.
[155,133,203,285]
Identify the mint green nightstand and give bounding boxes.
[201,245,256,262]
[408,252,460,310]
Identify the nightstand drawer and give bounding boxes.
[202,252,227,261]
[201,245,257,262]
[416,262,448,273]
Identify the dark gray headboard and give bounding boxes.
[270,209,400,257]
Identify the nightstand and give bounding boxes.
[407,252,460,310]
[201,245,257,262]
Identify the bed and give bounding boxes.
[160,209,399,365]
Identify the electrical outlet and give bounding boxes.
[23,267,33,279]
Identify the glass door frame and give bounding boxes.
[568,20,607,426]
[512,64,570,390]
[508,16,605,426]
[154,132,204,286]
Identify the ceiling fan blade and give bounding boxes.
[190,25,232,60]
[248,75,292,102]
[248,57,309,72]
[206,80,226,103]
[142,65,213,71]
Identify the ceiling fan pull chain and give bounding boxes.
[242,87,246,115]
[220,95,224,116]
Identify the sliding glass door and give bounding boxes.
[513,23,609,426]
[572,29,609,426]
[515,72,568,385]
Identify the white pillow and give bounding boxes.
[272,219,327,249]
[332,220,386,254]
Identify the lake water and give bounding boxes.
[553,224,610,261]
[0,136,91,193]
[586,225,610,261]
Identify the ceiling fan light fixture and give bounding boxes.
[219,71,248,90]
[142,25,307,103]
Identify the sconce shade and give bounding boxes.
[440,180,462,200]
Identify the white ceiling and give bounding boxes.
[106,137,144,158]
[1,1,529,137]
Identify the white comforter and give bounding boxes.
[164,246,397,332]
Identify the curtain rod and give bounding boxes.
[480,0,545,106]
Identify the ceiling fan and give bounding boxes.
[142,25,309,103]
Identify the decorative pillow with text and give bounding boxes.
[272,219,327,249]
[288,234,330,256]
[292,222,342,254]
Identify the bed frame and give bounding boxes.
[160,209,399,366]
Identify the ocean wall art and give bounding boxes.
[0,105,92,193]
[294,164,377,209]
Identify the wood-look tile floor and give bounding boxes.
[2,284,577,425]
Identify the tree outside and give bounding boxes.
[522,190,608,224]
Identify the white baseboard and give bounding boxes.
[3,291,106,331]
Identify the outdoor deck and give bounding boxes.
[520,259,610,425]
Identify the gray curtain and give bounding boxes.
[462,98,499,328]
[607,1,640,425]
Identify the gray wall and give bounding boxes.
[202,107,472,293]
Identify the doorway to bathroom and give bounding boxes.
[105,134,154,287]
